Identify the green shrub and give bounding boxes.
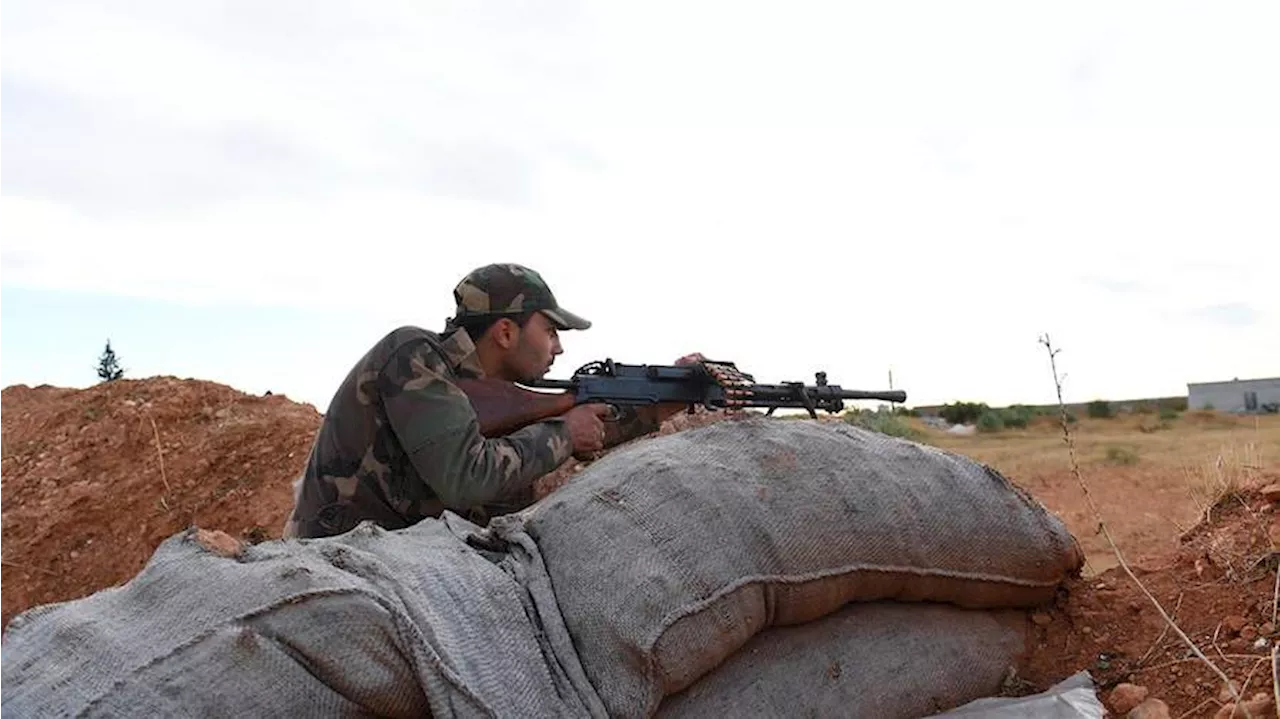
[1086,400,1114,419]
[976,410,1005,433]
[1000,405,1036,429]
[1104,445,1139,465]
[842,410,925,442]
[1158,407,1179,422]
[939,401,989,426]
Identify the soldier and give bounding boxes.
[284,263,698,539]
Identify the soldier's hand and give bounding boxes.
[674,352,705,366]
[564,403,611,454]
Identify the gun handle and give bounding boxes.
[455,378,578,437]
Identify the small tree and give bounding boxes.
[96,340,126,382]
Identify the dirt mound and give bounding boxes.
[1,378,323,628]
[1017,486,1279,718]
[1,377,750,629]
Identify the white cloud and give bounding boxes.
[3,0,1278,409]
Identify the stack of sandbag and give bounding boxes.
[0,517,606,718]
[488,417,1084,718]
[1,418,1082,718]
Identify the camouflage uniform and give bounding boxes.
[283,264,592,539]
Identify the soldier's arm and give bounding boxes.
[382,341,574,510]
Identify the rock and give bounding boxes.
[1031,612,1052,626]
[1260,483,1280,503]
[1109,683,1149,714]
[1214,693,1275,719]
[1240,625,1258,641]
[1262,622,1277,636]
[193,528,245,558]
[1127,697,1170,719]
[1222,615,1248,634]
[1217,681,1240,704]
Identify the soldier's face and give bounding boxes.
[505,311,563,382]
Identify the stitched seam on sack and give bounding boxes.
[640,562,1065,658]
[72,587,498,719]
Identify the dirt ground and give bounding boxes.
[1,378,320,627]
[3,378,1279,717]
[920,412,1280,717]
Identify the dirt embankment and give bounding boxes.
[1019,487,1279,718]
[1,378,321,627]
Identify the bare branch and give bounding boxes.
[1037,333,1244,711]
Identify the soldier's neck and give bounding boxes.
[474,342,511,381]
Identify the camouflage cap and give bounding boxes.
[452,263,591,330]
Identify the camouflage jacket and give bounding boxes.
[284,325,575,538]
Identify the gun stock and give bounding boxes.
[455,378,578,437]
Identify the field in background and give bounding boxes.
[886,410,1280,575]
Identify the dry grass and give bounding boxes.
[917,413,1279,480]
[1183,441,1266,523]
[907,411,1280,575]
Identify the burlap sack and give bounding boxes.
[1,518,606,718]
[504,418,1081,718]
[655,601,1030,719]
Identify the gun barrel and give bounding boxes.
[747,386,907,404]
[835,389,907,403]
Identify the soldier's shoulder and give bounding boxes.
[358,325,446,372]
[381,325,443,347]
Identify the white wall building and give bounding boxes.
[1186,376,1280,413]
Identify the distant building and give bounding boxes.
[1187,376,1280,413]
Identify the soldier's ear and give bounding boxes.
[490,317,519,349]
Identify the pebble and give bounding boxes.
[1217,681,1240,704]
[1109,683,1149,714]
[1214,693,1275,719]
[1127,697,1170,719]
[193,528,245,558]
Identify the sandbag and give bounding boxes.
[498,418,1082,718]
[1,518,606,719]
[655,601,1030,719]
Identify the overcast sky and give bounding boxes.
[3,0,1278,412]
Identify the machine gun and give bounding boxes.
[456,358,906,438]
